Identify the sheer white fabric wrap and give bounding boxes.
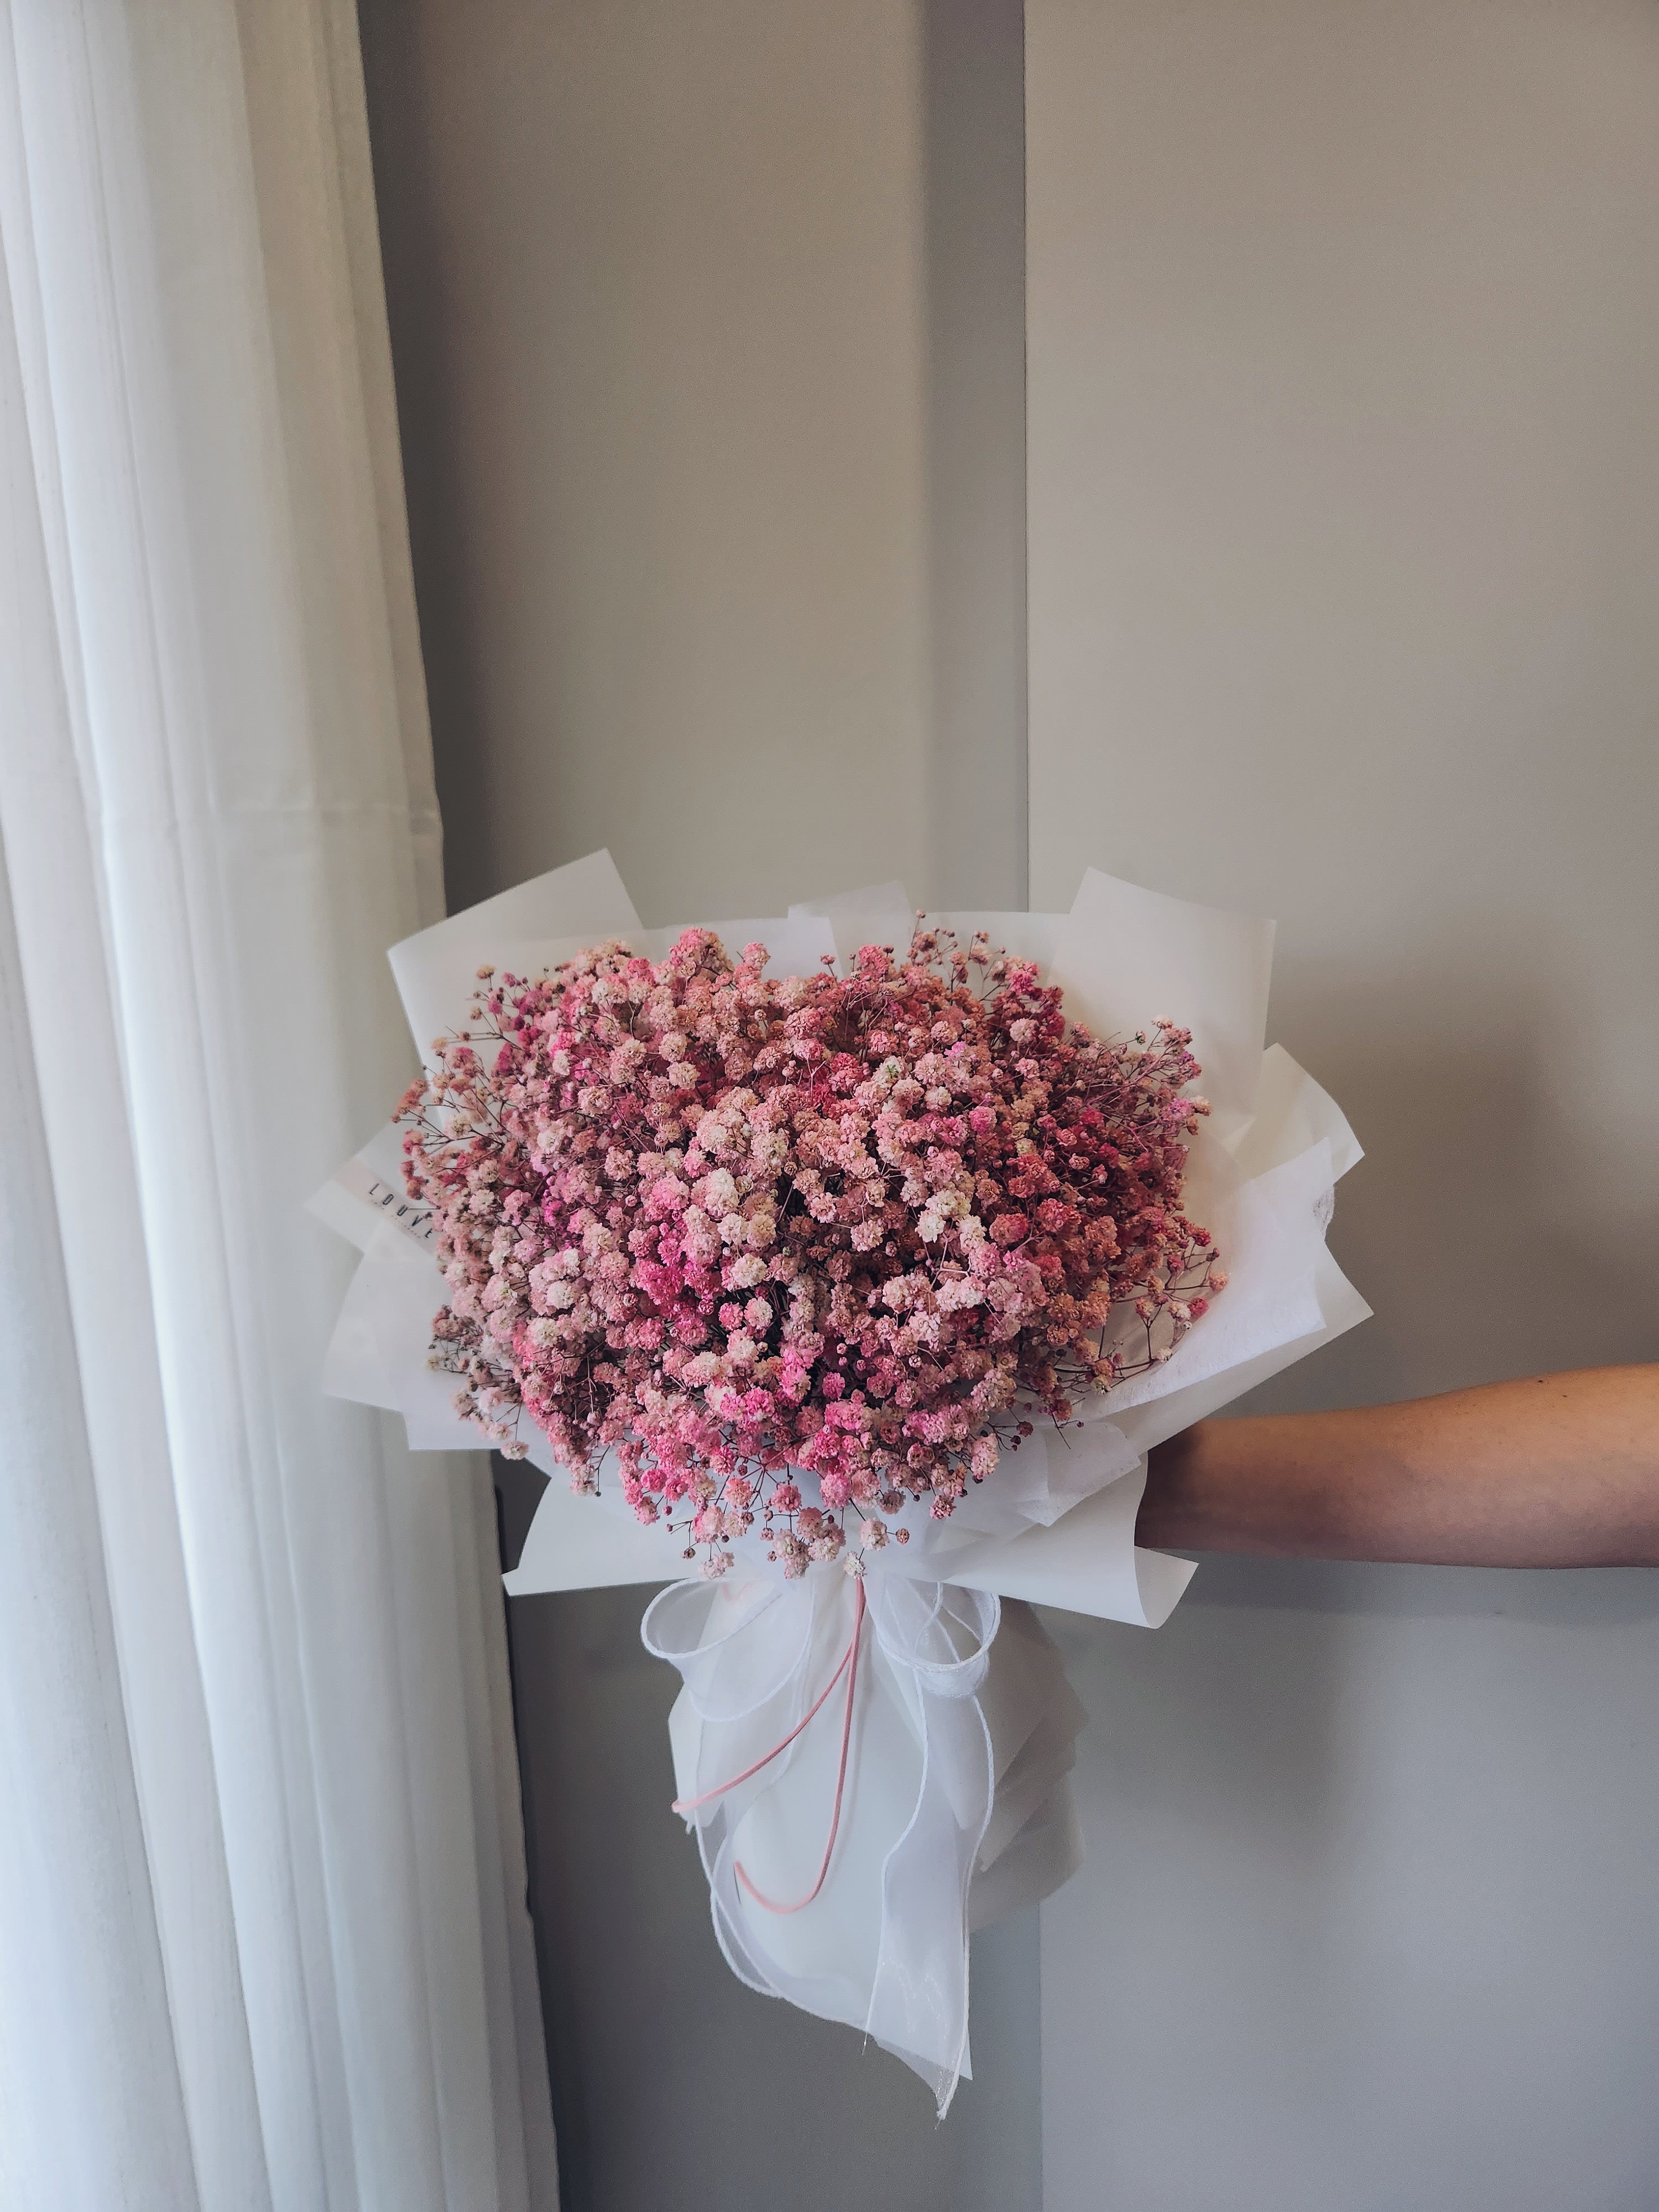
[320,852,1369,2110]
[643,1575,1084,2111]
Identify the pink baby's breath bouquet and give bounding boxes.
[406,925,1223,1579]
[317,853,1367,2108]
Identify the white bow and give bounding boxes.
[643,1568,1083,2111]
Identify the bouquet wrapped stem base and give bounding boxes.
[315,853,1368,2111]
[647,1571,1083,2106]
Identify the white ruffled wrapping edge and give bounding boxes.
[312,853,1369,2110]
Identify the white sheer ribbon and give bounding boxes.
[644,1574,1083,2114]
[0,3,554,2206]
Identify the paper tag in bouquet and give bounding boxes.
[331,1151,436,1248]
[306,1123,434,1255]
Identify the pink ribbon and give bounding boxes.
[670,1577,867,1914]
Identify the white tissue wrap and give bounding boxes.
[314,851,1369,2109]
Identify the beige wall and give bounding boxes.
[366,0,932,926]
[358,4,1035,2208]
[363,2,1659,2200]
[1027,3,1659,2205]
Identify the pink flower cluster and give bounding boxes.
[400,926,1221,1575]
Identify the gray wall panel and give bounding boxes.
[358,4,1035,2205]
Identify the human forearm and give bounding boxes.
[1138,1365,1659,1567]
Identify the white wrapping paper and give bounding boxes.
[314,853,1368,2109]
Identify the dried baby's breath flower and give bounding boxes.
[402,926,1219,1572]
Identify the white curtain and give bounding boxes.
[0,3,556,2208]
